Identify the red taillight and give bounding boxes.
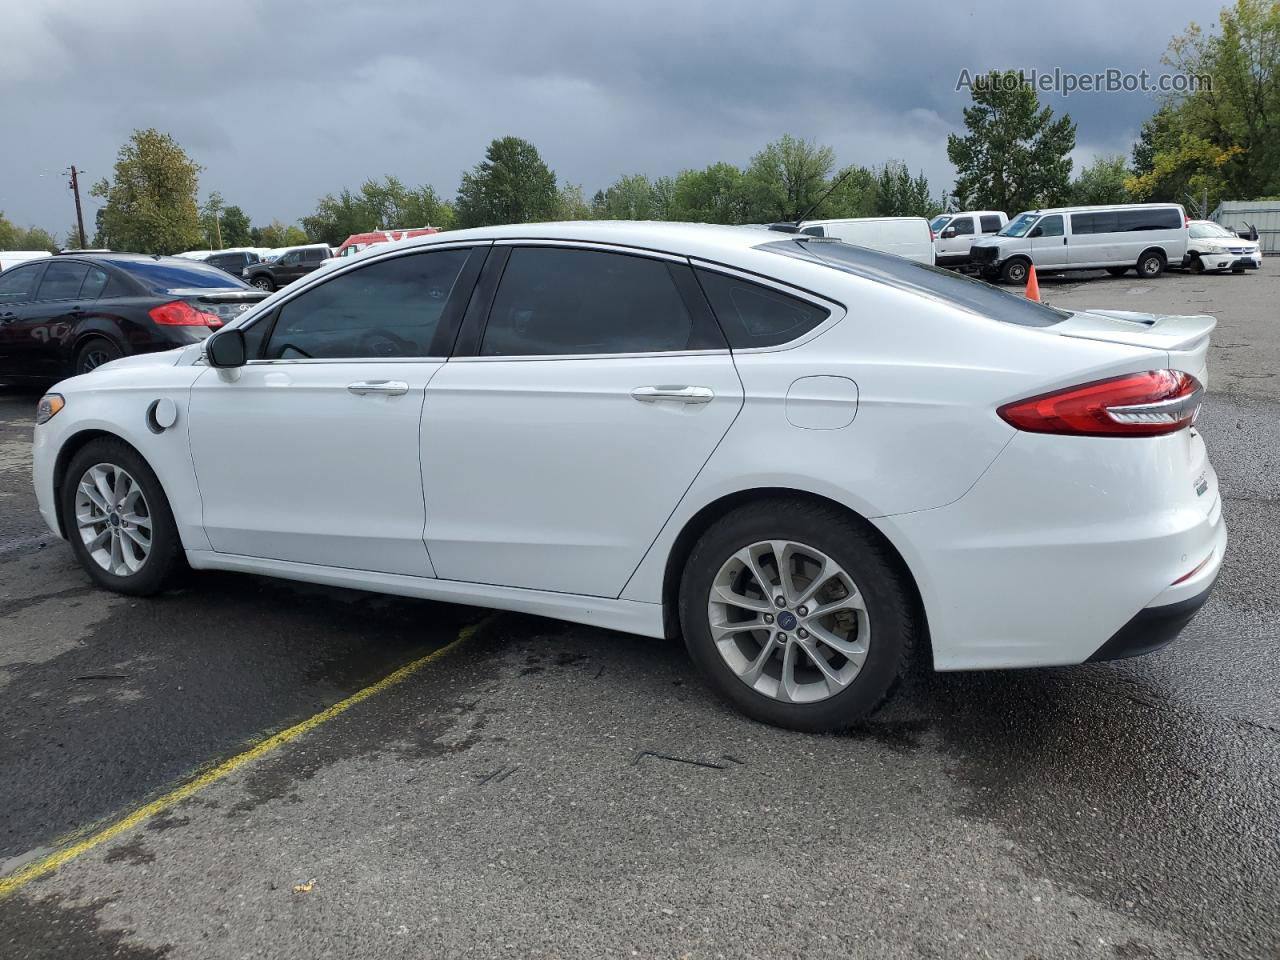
[149,301,223,327]
[998,370,1203,437]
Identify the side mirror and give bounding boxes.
[207,328,247,368]
[941,228,957,239]
[1029,226,1043,238]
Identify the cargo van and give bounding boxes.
[798,217,934,264]
[932,210,1008,266]
[970,203,1188,284]
[0,250,52,272]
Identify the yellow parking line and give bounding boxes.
[0,616,493,899]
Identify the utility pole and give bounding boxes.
[68,165,87,249]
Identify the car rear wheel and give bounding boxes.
[1000,258,1029,285]
[251,276,274,291]
[75,337,122,376]
[1138,250,1166,278]
[679,499,919,731]
[61,438,183,596]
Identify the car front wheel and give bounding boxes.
[251,276,274,291]
[60,438,183,596]
[679,499,919,731]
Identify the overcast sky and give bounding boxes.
[2,0,1228,235]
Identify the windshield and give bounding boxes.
[113,258,250,291]
[998,213,1040,238]
[930,215,953,232]
[759,238,1070,327]
[1189,223,1236,239]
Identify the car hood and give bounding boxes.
[971,236,1011,249]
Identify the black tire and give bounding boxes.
[251,275,275,291]
[1000,258,1030,285]
[678,498,920,732]
[1189,255,1205,275]
[1138,249,1166,279]
[74,337,122,376]
[60,438,183,596]
[1106,266,1129,277]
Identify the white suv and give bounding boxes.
[1184,220,1261,274]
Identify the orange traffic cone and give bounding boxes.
[1025,264,1041,302]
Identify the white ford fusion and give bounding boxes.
[32,222,1225,730]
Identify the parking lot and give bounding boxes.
[1,267,1278,959]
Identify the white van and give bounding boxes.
[798,217,934,265]
[970,203,1188,284]
[0,250,52,272]
[932,210,1008,266]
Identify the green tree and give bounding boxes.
[744,135,836,221]
[0,213,59,251]
[669,163,751,223]
[454,136,559,228]
[1070,154,1133,206]
[200,191,226,248]
[554,183,593,220]
[871,161,940,217]
[255,220,310,248]
[1135,0,1280,203]
[650,176,676,220]
[947,70,1076,213]
[220,205,253,247]
[90,128,203,254]
[597,174,658,219]
[818,165,878,219]
[301,188,370,246]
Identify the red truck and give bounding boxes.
[333,227,440,259]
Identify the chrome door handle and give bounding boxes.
[631,385,714,404]
[347,380,409,396]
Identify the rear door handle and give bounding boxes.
[347,380,409,396]
[631,385,714,404]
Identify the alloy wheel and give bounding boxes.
[79,348,113,373]
[707,540,871,704]
[74,463,152,576]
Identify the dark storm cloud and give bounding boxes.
[0,0,1227,233]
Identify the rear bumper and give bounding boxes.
[1087,582,1214,662]
[873,428,1226,671]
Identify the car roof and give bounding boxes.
[1015,203,1185,216]
[367,220,792,263]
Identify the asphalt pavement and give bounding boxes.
[1,265,1277,959]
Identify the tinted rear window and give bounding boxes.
[113,258,247,292]
[759,238,1069,327]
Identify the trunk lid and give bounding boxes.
[180,289,269,326]
[1052,309,1215,384]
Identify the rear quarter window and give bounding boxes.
[759,238,1069,328]
[695,269,830,348]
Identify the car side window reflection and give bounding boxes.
[0,264,43,304]
[480,247,698,357]
[262,249,469,360]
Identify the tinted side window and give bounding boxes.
[980,215,1002,233]
[949,217,974,235]
[1119,208,1182,231]
[1071,213,1095,235]
[1037,215,1064,237]
[303,248,326,262]
[481,248,700,357]
[36,262,90,300]
[80,266,110,299]
[696,269,829,349]
[0,265,43,304]
[263,249,470,360]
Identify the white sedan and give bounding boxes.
[31,222,1226,730]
